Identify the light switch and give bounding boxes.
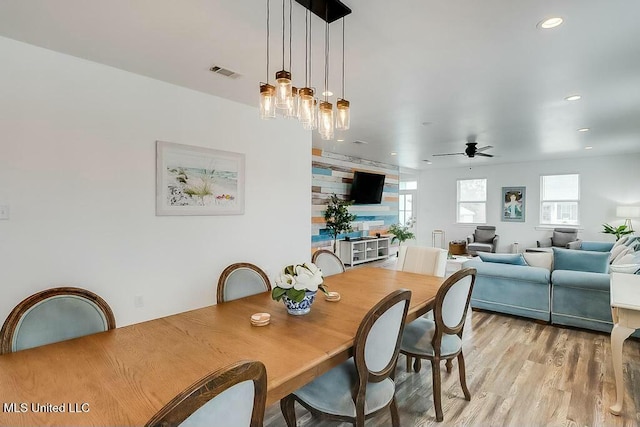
[0,205,9,220]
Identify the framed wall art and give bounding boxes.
[156,141,245,216]
[501,186,525,222]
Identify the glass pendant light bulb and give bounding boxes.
[259,83,276,119]
[303,99,318,130]
[286,86,299,118]
[275,70,292,109]
[298,87,314,124]
[336,99,350,130]
[318,101,334,140]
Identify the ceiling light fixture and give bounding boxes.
[259,0,276,119]
[335,17,350,131]
[565,95,581,101]
[259,0,352,140]
[584,146,593,150]
[577,128,590,132]
[539,17,563,29]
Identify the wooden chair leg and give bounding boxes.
[390,396,400,427]
[280,394,297,427]
[406,354,412,372]
[430,358,444,422]
[445,358,453,373]
[457,352,471,401]
[413,357,422,373]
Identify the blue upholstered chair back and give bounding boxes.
[0,287,115,354]
[217,263,271,303]
[311,250,346,277]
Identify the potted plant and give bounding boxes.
[602,223,634,241]
[324,194,357,253]
[272,263,328,315]
[388,218,416,253]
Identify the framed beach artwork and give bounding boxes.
[156,141,245,216]
[501,186,525,222]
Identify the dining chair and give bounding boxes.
[400,267,477,422]
[396,245,448,277]
[145,360,267,427]
[280,289,411,427]
[0,286,116,354]
[216,262,271,303]
[311,249,346,276]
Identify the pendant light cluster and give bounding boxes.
[259,0,351,140]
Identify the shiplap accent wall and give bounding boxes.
[311,148,399,251]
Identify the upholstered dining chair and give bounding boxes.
[400,267,477,422]
[216,263,271,303]
[146,360,267,427]
[280,289,411,427]
[311,249,346,276]
[396,245,448,277]
[0,286,116,355]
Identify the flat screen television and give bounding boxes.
[350,171,385,204]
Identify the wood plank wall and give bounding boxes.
[311,148,399,252]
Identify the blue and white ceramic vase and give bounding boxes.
[282,290,317,315]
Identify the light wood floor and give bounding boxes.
[264,259,640,426]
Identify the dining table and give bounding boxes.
[0,266,444,426]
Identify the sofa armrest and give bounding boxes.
[467,235,475,244]
[567,241,582,250]
[492,234,499,249]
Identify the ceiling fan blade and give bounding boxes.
[476,145,494,152]
[476,152,494,157]
[433,152,465,157]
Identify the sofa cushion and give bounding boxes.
[522,252,554,271]
[474,228,495,243]
[477,253,527,266]
[609,264,640,274]
[616,253,640,265]
[551,269,610,291]
[580,241,614,252]
[552,247,610,273]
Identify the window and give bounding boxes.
[540,174,580,225]
[399,181,417,226]
[457,179,487,223]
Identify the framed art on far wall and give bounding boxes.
[501,186,525,222]
[156,141,245,216]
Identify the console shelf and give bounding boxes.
[339,237,391,266]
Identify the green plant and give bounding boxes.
[602,223,634,241]
[324,194,357,252]
[388,218,416,245]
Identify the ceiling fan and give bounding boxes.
[433,140,494,158]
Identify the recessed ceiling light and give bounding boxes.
[585,146,593,150]
[565,95,581,101]
[577,128,590,132]
[322,91,333,97]
[538,17,563,29]
[336,138,344,142]
[390,152,397,156]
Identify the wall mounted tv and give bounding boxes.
[350,171,385,204]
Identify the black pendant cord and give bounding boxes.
[281,0,285,70]
[324,12,329,102]
[266,0,270,82]
[288,0,292,72]
[341,17,345,98]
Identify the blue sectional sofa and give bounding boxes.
[464,236,640,335]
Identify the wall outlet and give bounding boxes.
[134,295,144,308]
[0,205,9,220]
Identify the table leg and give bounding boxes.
[609,323,634,416]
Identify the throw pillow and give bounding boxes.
[552,247,610,273]
[609,264,640,274]
[613,253,640,265]
[612,235,630,249]
[477,253,527,266]
[522,252,554,271]
[612,247,634,264]
[610,245,628,263]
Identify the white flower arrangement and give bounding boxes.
[272,262,328,303]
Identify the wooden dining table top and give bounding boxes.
[0,267,444,426]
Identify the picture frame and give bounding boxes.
[156,141,245,216]
[501,186,525,222]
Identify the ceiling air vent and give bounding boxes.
[209,66,240,79]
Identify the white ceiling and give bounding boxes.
[1,1,639,170]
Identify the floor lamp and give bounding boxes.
[616,206,640,233]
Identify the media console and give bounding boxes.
[339,236,391,266]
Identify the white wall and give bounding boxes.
[415,154,640,252]
[0,37,311,326]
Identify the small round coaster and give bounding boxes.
[325,291,341,302]
[250,312,271,326]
